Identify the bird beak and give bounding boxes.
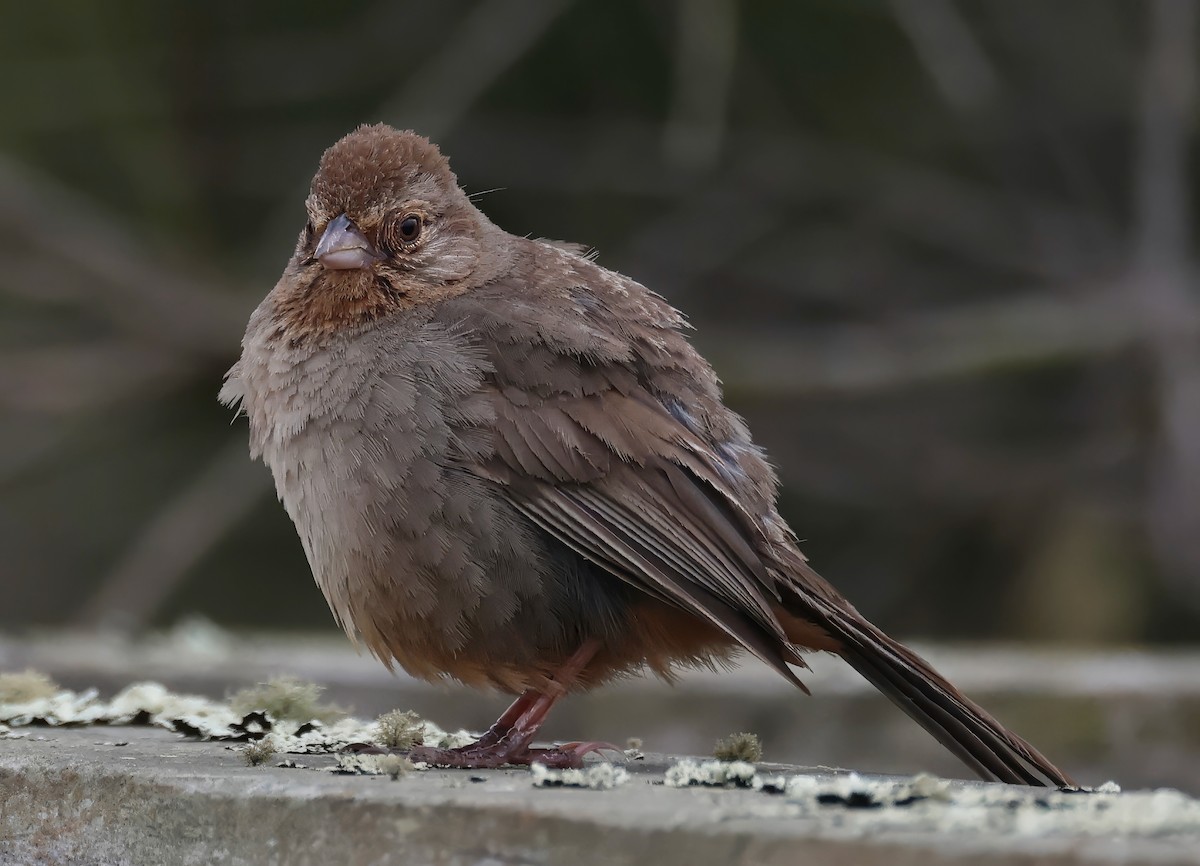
[315,214,378,270]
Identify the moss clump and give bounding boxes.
[229,676,345,724]
[713,731,763,763]
[243,736,277,767]
[375,709,425,750]
[0,670,60,703]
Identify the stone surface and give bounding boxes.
[3,628,1199,793]
[3,726,1200,866]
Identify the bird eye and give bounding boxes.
[398,215,421,242]
[381,212,424,255]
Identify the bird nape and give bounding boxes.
[220,123,1074,788]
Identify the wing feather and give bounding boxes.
[473,373,801,682]
[431,259,1073,786]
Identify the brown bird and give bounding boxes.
[221,123,1073,786]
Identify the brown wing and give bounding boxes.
[434,248,812,683]
[476,380,809,689]
[438,244,1074,787]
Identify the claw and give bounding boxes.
[557,740,626,759]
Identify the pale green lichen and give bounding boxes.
[0,676,470,762]
[713,731,762,763]
[242,735,277,767]
[0,670,60,704]
[229,676,345,724]
[374,709,425,750]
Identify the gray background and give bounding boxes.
[2,0,1198,648]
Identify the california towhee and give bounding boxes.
[221,124,1073,786]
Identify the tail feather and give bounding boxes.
[820,610,1074,788]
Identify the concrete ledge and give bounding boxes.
[3,629,1199,792]
[3,727,1199,866]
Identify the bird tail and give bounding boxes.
[820,608,1074,787]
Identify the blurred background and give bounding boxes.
[3,0,1200,649]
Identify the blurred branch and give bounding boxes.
[374,0,574,140]
[618,162,787,291]
[0,154,247,355]
[887,0,1115,278]
[426,117,1095,305]
[612,128,1115,295]
[706,288,1172,396]
[0,344,191,413]
[77,440,270,630]
[663,0,738,172]
[0,422,73,486]
[241,112,1117,286]
[1133,0,1200,606]
[889,0,999,111]
[0,157,258,627]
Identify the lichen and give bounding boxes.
[530,762,629,790]
[374,709,425,750]
[0,670,60,704]
[331,753,415,778]
[425,726,476,750]
[378,754,414,779]
[665,758,759,789]
[228,677,345,724]
[775,772,1200,837]
[0,679,466,759]
[242,736,277,767]
[713,731,762,763]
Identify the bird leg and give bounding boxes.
[406,639,617,769]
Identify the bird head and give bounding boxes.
[274,124,491,339]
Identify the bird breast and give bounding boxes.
[223,304,530,662]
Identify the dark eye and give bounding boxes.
[397,215,421,242]
[381,213,424,255]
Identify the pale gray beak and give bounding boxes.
[315,214,378,270]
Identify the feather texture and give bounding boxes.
[226,124,1074,786]
[433,240,1074,786]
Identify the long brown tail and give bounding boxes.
[790,603,1075,787]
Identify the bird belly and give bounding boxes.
[236,311,739,692]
